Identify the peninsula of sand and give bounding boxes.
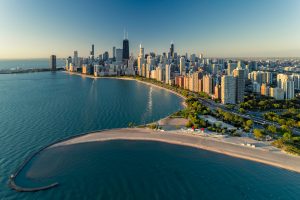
[50,128,300,173]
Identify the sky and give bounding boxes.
[0,0,300,59]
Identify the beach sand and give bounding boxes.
[51,128,300,173]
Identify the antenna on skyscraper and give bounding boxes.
[123,28,126,39]
[126,32,128,40]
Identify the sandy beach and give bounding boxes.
[51,128,300,173]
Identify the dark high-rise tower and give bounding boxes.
[49,55,56,71]
[91,44,94,56]
[123,32,129,60]
[170,42,174,58]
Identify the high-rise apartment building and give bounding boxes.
[203,75,213,95]
[156,66,163,82]
[214,84,221,100]
[221,75,236,104]
[137,44,145,76]
[277,74,295,100]
[269,87,284,100]
[284,80,295,100]
[165,64,171,85]
[180,56,185,75]
[233,68,245,103]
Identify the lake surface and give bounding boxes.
[0,71,300,200]
[0,59,65,70]
[15,140,300,200]
[0,71,183,199]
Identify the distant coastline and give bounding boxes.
[0,68,64,74]
[64,71,188,106]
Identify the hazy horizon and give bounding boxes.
[0,0,300,59]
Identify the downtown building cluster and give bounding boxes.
[61,35,300,105]
[65,33,135,77]
[136,43,246,105]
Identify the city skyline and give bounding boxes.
[0,0,300,59]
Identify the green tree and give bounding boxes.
[253,129,264,140]
[281,125,292,134]
[245,120,253,128]
[283,132,293,142]
[266,125,277,135]
[239,108,246,114]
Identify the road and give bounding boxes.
[197,97,300,135]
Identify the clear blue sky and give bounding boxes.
[0,0,299,58]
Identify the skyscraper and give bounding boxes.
[73,51,79,67]
[91,44,94,55]
[203,75,213,95]
[233,68,245,103]
[138,44,145,76]
[221,75,236,104]
[116,48,123,63]
[170,42,174,59]
[113,46,116,59]
[90,44,95,60]
[50,55,56,71]
[123,33,129,60]
[179,56,185,75]
[165,64,171,85]
[284,80,295,100]
[276,74,295,100]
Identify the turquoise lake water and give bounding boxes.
[0,71,300,199]
[0,59,65,70]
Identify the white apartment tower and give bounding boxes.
[179,56,185,75]
[137,44,145,76]
[221,75,236,104]
[233,68,245,103]
[165,64,171,85]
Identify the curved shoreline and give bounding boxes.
[8,129,111,192]
[51,128,300,173]
[9,127,300,192]
[64,71,187,105]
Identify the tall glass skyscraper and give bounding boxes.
[123,37,129,60]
